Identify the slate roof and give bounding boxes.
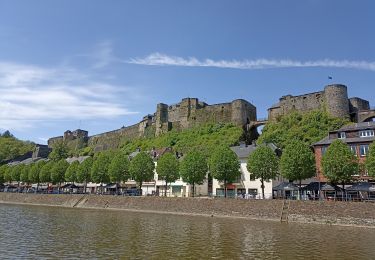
[313,136,375,146]
[231,143,279,159]
[332,122,375,132]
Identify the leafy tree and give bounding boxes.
[65,161,79,183]
[108,151,130,194]
[156,153,180,196]
[209,146,240,198]
[129,152,155,194]
[28,160,46,191]
[91,152,112,193]
[20,164,31,184]
[180,151,208,197]
[51,159,69,192]
[365,142,375,177]
[49,140,70,161]
[11,165,23,190]
[258,110,350,148]
[280,140,316,187]
[0,165,9,184]
[322,140,358,188]
[39,161,54,184]
[1,130,14,138]
[77,157,93,193]
[247,145,279,199]
[3,166,12,183]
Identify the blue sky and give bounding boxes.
[0,0,374,143]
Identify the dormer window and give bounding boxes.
[338,132,346,139]
[359,130,374,137]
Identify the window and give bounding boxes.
[338,132,346,139]
[350,145,357,156]
[321,147,327,156]
[359,130,374,137]
[248,189,258,196]
[360,145,369,157]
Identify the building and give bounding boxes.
[212,143,284,199]
[48,97,258,152]
[268,84,373,123]
[313,122,375,182]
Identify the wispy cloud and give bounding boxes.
[127,53,375,71]
[0,61,138,131]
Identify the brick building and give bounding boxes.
[313,122,375,182]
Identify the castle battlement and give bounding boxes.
[48,97,258,152]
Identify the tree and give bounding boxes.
[20,164,31,185]
[51,159,69,193]
[65,161,79,183]
[108,151,130,194]
[91,152,112,194]
[180,151,208,197]
[3,166,12,184]
[365,142,375,177]
[209,146,240,198]
[11,165,23,191]
[247,145,279,199]
[156,153,180,196]
[129,152,155,194]
[49,140,70,161]
[28,160,46,191]
[322,139,358,189]
[280,140,316,187]
[77,157,93,193]
[39,161,54,184]
[0,165,9,185]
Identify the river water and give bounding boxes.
[0,204,374,259]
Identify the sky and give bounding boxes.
[0,0,374,144]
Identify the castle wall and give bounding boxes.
[268,91,324,120]
[267,84,369,122]
[48,97,258,153]
[88,124,140,152]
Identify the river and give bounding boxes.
[0,204,374,259]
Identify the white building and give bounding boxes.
[212,143,284,199]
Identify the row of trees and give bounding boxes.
[0,146,243,197]
[2,138,373,198]
[248,139,375,198]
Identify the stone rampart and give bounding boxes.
[48,97,257,152]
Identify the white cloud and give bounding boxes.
[0,61,137,131]
[127,52,375,71]
[91,41,117,69]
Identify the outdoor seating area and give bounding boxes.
[273,181,375,202]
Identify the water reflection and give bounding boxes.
[0,204,374,259]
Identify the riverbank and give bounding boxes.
[0,193,374,228]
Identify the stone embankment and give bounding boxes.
[1,193,375,227]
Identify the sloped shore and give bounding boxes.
[0,193,374,228]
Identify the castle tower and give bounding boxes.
[324,84,350,119]
[155,103,169,136]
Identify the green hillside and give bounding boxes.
[0,131,35,162]
[258,110,351,148]
[120,123,243,156]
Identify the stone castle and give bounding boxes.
[268,84,373,122]
[48,98,258,152]
[48,84,375,153]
